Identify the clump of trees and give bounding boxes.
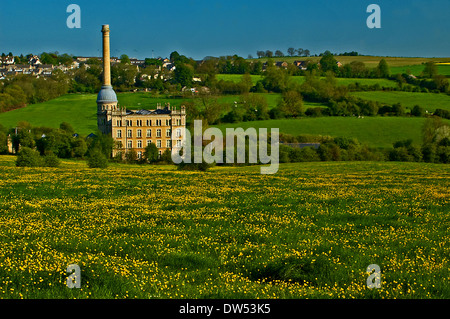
[8,121,115,168]
[277,134,385,163]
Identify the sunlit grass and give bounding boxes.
[0,156,448,299]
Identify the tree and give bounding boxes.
[297,48,304,56]
[170,51,181,63]
[303,49,311,57]
[376,59,390,78]
[120,54,131,64]
[275,50,284,58]
[174,63,194,87]
[111,63,138,90]
[256,51,265,58]
[411,105,424,117]
[278,90,304,117]
[287,48,296,57]
[265,50,273,58]
[422,62,438,78]
[144,143,159,163]
[261,67,290,93]
[319,52,339,75]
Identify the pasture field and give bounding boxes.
[351,91,450,112]
[0,156,448,299]
[214,117,449,149]
[216,74,399,88]
[389,64,450,77]
[249,56,450,68]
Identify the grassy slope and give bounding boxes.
[214,117,449,148]
[351,91,450,112]
[216,74,399,88]
[0,94,98,136]
[250,56,450,67]
[0,156,448,299]
[390,64,450,77]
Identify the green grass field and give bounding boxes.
[390,64,450,77]
[351,91,450,112]
[0,156,448,299]
[2,92,448,148]
[250,56,450,68]
[216,74,399,88]
[214,117,450,149]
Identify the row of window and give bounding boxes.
[124,139,182,149]
[116,128,182,138]
[116,118,183,127]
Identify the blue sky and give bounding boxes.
[0,0,448,60]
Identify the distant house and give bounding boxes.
[275,61,288,69]
[293,60,309,70]
[164,62,176,72]
[130,58,146,67]
[1,56,15,65]
[29,55,41,66]
[336,61,343,68]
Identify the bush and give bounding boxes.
[125,149,138,164]
[421,144,436,163]
[87,150,108,168]
[43,153,61,167]
[16,147,43,167]
[436,146,450,163]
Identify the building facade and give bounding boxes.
[96,25,186,159]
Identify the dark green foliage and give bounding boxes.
[43,153,61,168]
[389,139,422,162]
[125,149,138,164]
[411,105,424,117]
[434,109,450,119]
[160,149,173,164]
[436,146,450,163]
[87,150,108,169]
[15,147,43,167]
[319,51,339,75]
[144,143,159,164]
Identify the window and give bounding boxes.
[117,130,122,138]
[156,140,161,148]
[166,129,171,137]
[137,151,142,159]
[156,119,162,126]
[127,140,133,149]
[117,120,122,127]
[137,120,142,127]
[175,119,181,126]
[156,129,161,137]
[146,119,152,126]
[127,130,132,138]
[176,128,182,138]
[127,120,133,127]
[146,129,152,137]
[137,140,142,148]
[147,140,152,146]
[165,119,171,126]
[176,140,182,147]
[137,129,142,138]
[166,140,172,148]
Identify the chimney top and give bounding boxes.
[102,25,110,32]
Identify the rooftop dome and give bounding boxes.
[97,85,118,103]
